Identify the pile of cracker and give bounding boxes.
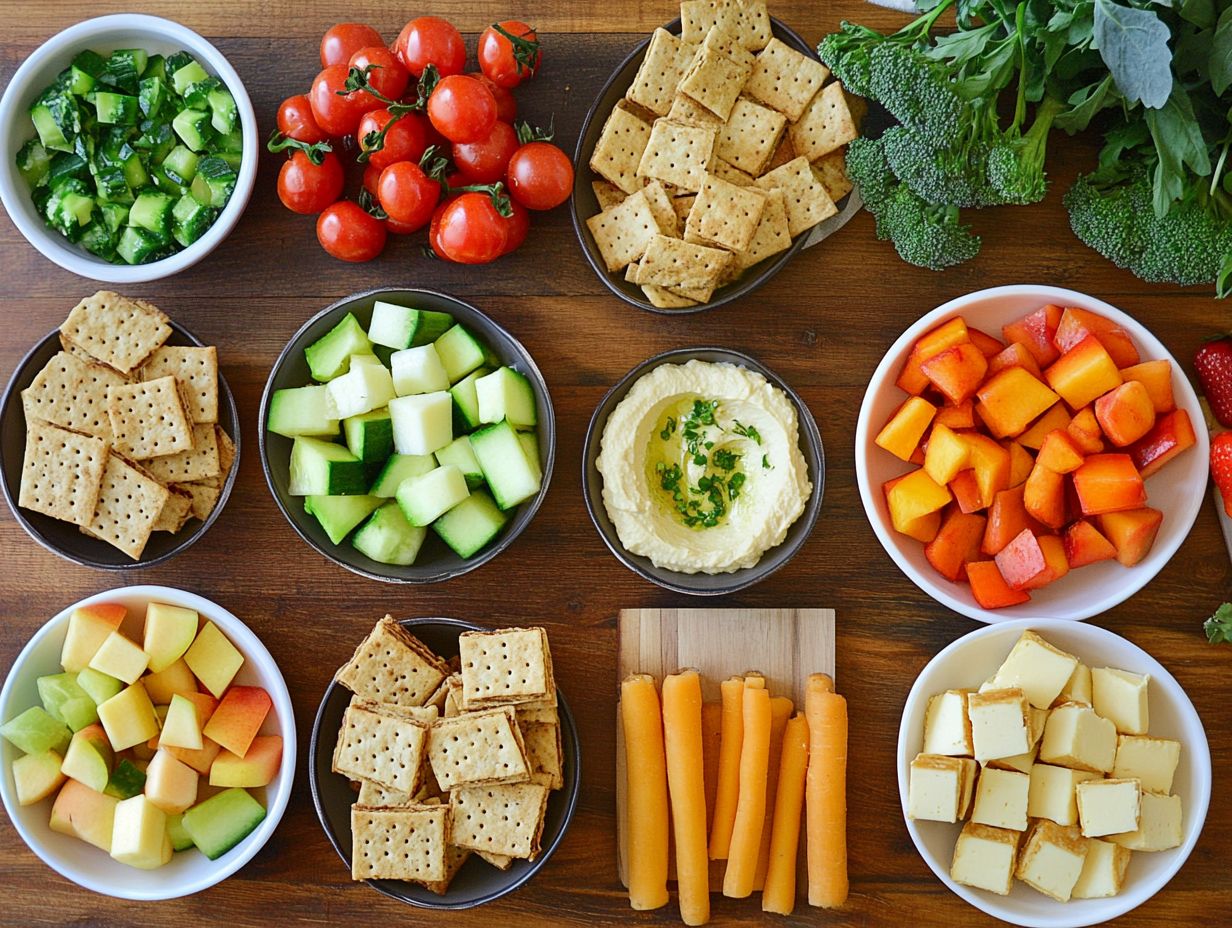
[586,0,861,309]
[332,616,565,893]
[18,291,233,560]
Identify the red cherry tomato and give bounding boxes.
[501,199,530,254]
[452,121,518,184]
[478,21,541,89]
[321,23,384,68]
[468,72,517,124]
[357,109,428,171]
[395,16,466,77]
[277,150,345,215]
[317,201,387,262]
[362,162,383,198]
[436,193,509,264]
[348,46,410,103]
[309,65,370,137]
[385,215,421,235]
[428,202,453,260]
[376,161,440,230]
[427,75,497,144]
[277,95,328,144]
[506,141,574,211]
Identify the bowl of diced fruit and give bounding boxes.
[259,287,554,583]
[855,285,1208,623]
[0,585,295,899]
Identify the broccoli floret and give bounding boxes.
[881,121,1001,209]
[1064,170,1152,272]
[816,0,955,99]
[867,44,963,147]
[1133,199,1232,285]
[985,97,1065,206]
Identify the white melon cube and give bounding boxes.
[326,358,396,419]
[390,392,453,455]
[391,344,450,396]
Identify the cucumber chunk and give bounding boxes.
[518,430,543,482]
[172,108,211,151]
[305,313,372,382]
[116,225,165,264]
[288,437,366,496]
[343,408,394,463]
[435,436,485,489]
[194,155,236,206]
[305,494,382,544]
[181,788,266,861]
[389,392,453,456]
[207,86,238,135]
[171,193,214,246]
[94,92,139,126]
[396,465,469,526]
[326,358,395,419]
[129,190,175,236]
[449,368,489,433]
[368,301,418,350]
[391,344,449,396]
[352,501,427,566]
[475,367,537,428]
[433,490,509,558]
[369,453,437,497]
[470,420,542,510]
[170,60,209,95]
[138,76,168,118]
[161,145,199,185]
[267,385,340,438]
[434,324,487,383]
[16,139,51,187]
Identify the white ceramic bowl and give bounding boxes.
[855,284,1209,623]
[0,14,258,283]
[897,619,1211,928]
[0,585,295,899]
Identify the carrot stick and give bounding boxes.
[762,713,810,915]
[620,674,669,911]
[805,673,848,909]
[708,676,745,859]
[753,696,794,891]
[700,701,723,833]
[662,670,710,926]
[722,685,771,898]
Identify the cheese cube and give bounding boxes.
[1072,838,1132,899]
[1092,667,1150,735]
[1107,791,1183,851]
[950,822,1019,895]
[1055,662,1092,707]
[991,630,1079,709]
[1113,735,1180,794]
[968,688,1030,762]
[957,757,978,820]
[1028,706,1049,749]
[1077,777,1141,838]
[971,767,1029,831]
[908,754,969,823]
[923,690,973,756]
[987,744,1038,774]
[1040,703,1117,773]
[1015,819,1090,902]
[1028,763,1101,826]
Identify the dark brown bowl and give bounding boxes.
[0,321,240,569]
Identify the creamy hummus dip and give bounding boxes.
[596,360,812,574]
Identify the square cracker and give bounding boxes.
[717,97,786,175]
[21,351,128,443]
[745,38,830,122]
[19,420,107,526]
[684,173,767,252]
[215,426,236,476]
[585,189,665,272]
[336,615,450,707]
[678,44,751,121]
[738,1,773,50]
[417,842,472,895]
[591,179,626,211]
[428,706,531,789]
[350,804,448,882]
[636,121,716,193]
[449,783,550,859]
[106,376,194,460]
[733,187,791,270]
[666,92,722,129]
[695,19,756,68]
[332,699,429,794]
[476,850,514,870]
[711,158,754,187]
[626,28,689,117]
[813,147,853,202]
[641,285,699,309]
[140,345,218,424]
[357,780,414,807]
[176,479,221,521]
[59,291,171,374]
[680,0,743,46]
[141,423,219,483]
[640,180,679,237]
[756,156,837,237]
[635,234,733,289]
[458,627,554,709]
[521,720,564,790]
[589,105,652,195]
[789,80,859,162]
[87,453,170,560]
[152,485,194,533]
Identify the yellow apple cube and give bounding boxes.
[50,779,118,851]
[143,658,198,705]
[97,683,159,751]
[13,750,66,806]
[143,603,200,674]
[159,694,204,750]
[60,603,127,673]
[144,749,199,814]
[183,622,244,698]
[88,631,149,685]
[111,795,173,870]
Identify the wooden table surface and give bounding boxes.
[1,2,1229,925]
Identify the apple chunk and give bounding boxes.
[183,622,244,698]
[144,749,199,814]
[160,693,206,750]
[88,631,149,685]
[143,602,200,674]
[210,735,283,789]
[60,603,126,673]
[203,686,272,758]
[50,779,119,852]
[60,723,115,792]
[97,683,159,751]
[111,795,173,870]
[12,749,66,806]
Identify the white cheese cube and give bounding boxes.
[908,754,966,823]
[968,688,1030,762]
[1107,791,1183,851]
[1015,820,1090,902]
[957,757,978,820]
[391,345,450,396]
[1028,763,1101,826]
[978,676,997,693]
[1077,777,1141,837]
[986,745,1038,774]
[950,822,1019,896]
[1092,667,1150,735]
[1113,735,1180,794]
[325,358,395,419]
[971,767,1029,831]
[1055,662,1092,707]
[923,690,973,756]
[1072,838,1132,899]
[1028,706,1049,750]
[991,630,1079,709]
[1040,703,1117,773]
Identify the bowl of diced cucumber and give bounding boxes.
[260,288,555,583]
[0,14,257,282]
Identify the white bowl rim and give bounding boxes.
[854,283,1210,624]
[0,13,258,283]
[895,618,1212,928]
[0,584,296,900]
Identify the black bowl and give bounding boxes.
[258,288,555,584]
[582,347,824,595]
[309,617,581,910]
[0,321,240,569]
[570,16,832,315]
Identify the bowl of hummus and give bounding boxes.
[584,348,823,594]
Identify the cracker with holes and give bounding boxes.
[641,180,680,237]
[458,627,555,710]
[215,426,236,475]
[449,783,551,859]
[718,97,786,175]
[677,42,750,121]
[589,105,653,195]
[140,345,218,424]
[521,720,564,790]
[332,699,430,794]
[684,173,767,252]
[350,804,449,882]
[756,156,837,237]
[18,420,107,527]
[739,0,774,50]
[142,423,220,484]
[419,843,472,895]
[59,291,171,375]
[636,120,717,193]
[591,179,626,211]
[176,479,222,521]
[336,616,450,707]
[635,234,733,289]
[680,0,743,45]
[86,453,170,560]
[814,146,853,201]
[627,27,691,116]
[734,186,791,270]
[106,376,194,460]
[152,486,194,533]
[585,188,667,272]
[789,80,859,162]
[357,780,414,807]
[427,706,531,789]
[666,91,722,128]
[745,37,830,121]
[21,350,128,443]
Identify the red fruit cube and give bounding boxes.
[1072,454,1147,516]
[1128,409,1196,478]
[1002,304,1063,368]
[967,561,1031,609]
[1063,519,1118,568]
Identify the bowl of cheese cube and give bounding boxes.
[897,621,1210,927]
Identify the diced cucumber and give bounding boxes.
[67,65,97,95]
[137,75,167,118]
[171,193,214,246]
[161,145,199,185]
[470,419,542,510]
[116,225,166,264]
[344,409,394,463]
[181,788,266,861]
[207,86,238,135]
[391,344,450,396]
[143,54,167,81]
[30,92,79,152]
[99,201,129,234]
[435,436,485,489]
[172,108,211,150]
[78,222,117,260]
[411,310,455,346]
[183,77,221,110]
[305,313,372,381]
[215,129,243,154]
[349,353,383,369]
[369,453,437,497]
[45,180,94,236]
[433,489,509,558]
[449,368,489,434]
[16,139,51,187]
[166,812,194,852]
[518,430,543,482]
[352,501,428,566]
[305,494,382,544]
[288,437,367,496]
[163,51,195,76]
[367,301,454,349]
[476,367,537,428]
[129,190,175,236]
[434,324,488,383]
[326,359,396,419]
[71,50,107,80]
[170,60,210,95]
[133,120,175,162]
[396,465,469,526]
[47,150,88,186]
[195,156,236,207]
[94,92,139,126]
[389,392,453,456]
[98,51,142,95]
[267,385,340,437]
[117,146,148,189]
[104,759,146,800]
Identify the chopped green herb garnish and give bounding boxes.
[660,416,676,441]
[712,449,739,471]
[762,454,771,469]
[1205,603,1232,645]
[732,420,761,444]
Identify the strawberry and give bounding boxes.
[1212,432,1232,517]
[1195,336,1232,428]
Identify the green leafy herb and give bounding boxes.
[732,420,761,444]
[1204,602,1232,644]
[654,398,749,529]
[660,416,677,441]
[712,449,740,471]
[762,454,771,469]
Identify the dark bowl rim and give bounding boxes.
[569,15,821,317]
[581,346,825,596]
[257,286,556,585]
[0,319,241,570]
[307,616,582,910]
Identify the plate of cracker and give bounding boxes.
[1,290,239,567]
[309,616,580,909]
[571,0,864,313]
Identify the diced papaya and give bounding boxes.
[1097,507,1164,566]
[925,507,988,582]
[1017,403,1073,450]
[1006,441,1034,487]
[1118,359,1174,414]
[1024,462,1067,529]
[1067,406,1106,455]
[885,468,952,527]
[1036,430,1085,474]
[1002,304,1063,368]
[975,367,1060,439]
[1094,380,1156,447]
[909,445,926,465]
[896,317,971,395]
[982,485,1043,556]
[1044,335,1124,409]
[1072,454,1147,516]
[921,342,989,405]
[934,399,975,430]
[875,395,937,462]
[886,475,944,542]
[1022,535,1070,589]
[924,423,971,486]
[994,529,1054,590]
[1128,409,1196,478]
[967,560,1031,609]
[968,328,1005,358]
[949,469,985,514]
[964,433,1011,509]
[1053,307,1140,368]
[1063,519,1118,568]
[987,341,1043,380]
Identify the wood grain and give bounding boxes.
[0,2,1230,927]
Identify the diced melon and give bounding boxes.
[475,367,537,427]
[111,795,173,869]
[391,344,450,396]
[389,391,453,455]
[325,357,396,419]
[396,465,470,526]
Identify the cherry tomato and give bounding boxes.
[452,121,518,184]
[357,109,428,171]
[385,215,421,235]
[362,162,383,198]
[436,193,509,264]
[321,23,384,68]
[317,201,387,262]
[427,75,497,144]
[468,72,517,124]
[501,199,530,255]
[277,95,328,144]
[376,161,440,230]
[395,16,466,77]
[478,21,541,89]
[428,202,453,260]
[348,46,410,103]
[277,150,345,215]
[309,65,370,137]
[506,141,574,211]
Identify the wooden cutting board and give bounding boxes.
[615,608,836,887]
